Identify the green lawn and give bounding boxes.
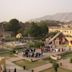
[40,68,72,72]
[0,48,8,52]
[0,51,15,57]
[14,59,49,70]
[60,51,72,59]
[65,54,72,58]
[0,49,15,57]
[64,53,72,58]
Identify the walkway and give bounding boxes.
[6,55,52,72]
[33,63,52,72]
[6,51,72,72]
[6,57,30,72]
[59,59,72,71]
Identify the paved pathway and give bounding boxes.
[33,63,52,72]
[6,51,72,72]
[6,55,53,72]
[59,59,72,71]
[6,57,30,72]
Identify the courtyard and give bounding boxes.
[40,68,72,72]
[0,48,14,57]
[13,59,49,70]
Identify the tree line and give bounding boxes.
[0,19,62,39]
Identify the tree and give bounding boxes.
[70,58,72,63]
[34,40,44,48]
[28,22,40,37]
[38,20,61,27]
[28,22,48,39]
[39,24,48,38]
[53,62,59,72]
[0,22,9,31]
[8,19,21,35]
[27,40,35,48]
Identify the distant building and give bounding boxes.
[45,32,68,48]
[49,26,72,47]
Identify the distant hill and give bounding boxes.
[31,12,72,22]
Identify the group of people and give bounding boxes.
[23,48,43,58]
[44,46,66,53]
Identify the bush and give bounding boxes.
[70,58,72,63]
[46,57,57,63]
[12,50,16,54]
[60,51,72,59]
[52,62,59,72]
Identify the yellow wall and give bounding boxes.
[49,28,72,47]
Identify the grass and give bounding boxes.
[13,59,49,70]
[43,57,57,63]
[0,51,14,57]
[60,51,72,59]
[40,68,72,72]
[0,48,8,51]
[64,54,72,58]
[12,47,25,52]
[0,48,15,57]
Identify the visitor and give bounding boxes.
[14,68,16,72]
[23,66,26,70]
[8,69,11,72]
[31,69,34,72]
[60,62,62,66]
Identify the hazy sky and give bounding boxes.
[0,0,72,22]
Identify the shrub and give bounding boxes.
[60,51,72,59]
[70,58,72,63]
[46,57,57,63]
[52,62,59,72]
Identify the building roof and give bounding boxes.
[48,32,61,44]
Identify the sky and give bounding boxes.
[0,0,72,22]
